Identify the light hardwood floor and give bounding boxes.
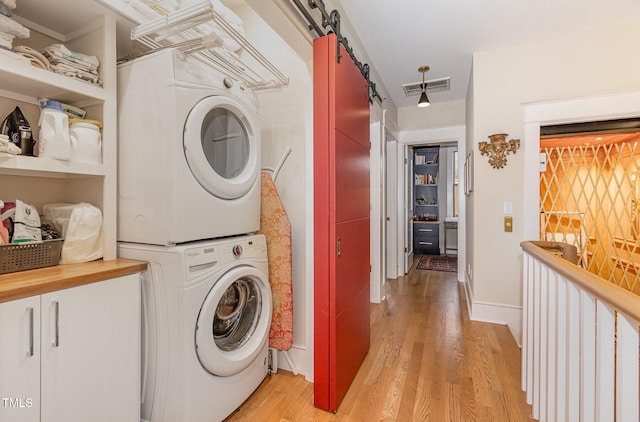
[225,257,533,421]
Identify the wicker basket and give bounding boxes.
[0,239,63,274]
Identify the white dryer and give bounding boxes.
[118,234,271,422]
[117,49,261,245]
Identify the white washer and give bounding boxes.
[117,49,261,245]
[118,235,271,422]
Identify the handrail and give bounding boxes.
[521,241,640,323]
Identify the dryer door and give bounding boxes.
[195,265,272,377]
[184,96,260,200]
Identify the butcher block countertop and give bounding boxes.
[0,259,147,303]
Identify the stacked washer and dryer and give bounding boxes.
[116,49,271,422]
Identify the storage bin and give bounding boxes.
[0,239,63,274]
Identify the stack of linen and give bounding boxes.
[41,44,101,86]
[0,0,30,63]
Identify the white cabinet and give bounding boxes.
[0,295,40,421]
[0,0,122,259]
[0,275,140,422]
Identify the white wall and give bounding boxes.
[468,19,640,343]
[399,100,465,131]
[235,4,313,377]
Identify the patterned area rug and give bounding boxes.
[416,255,458,272]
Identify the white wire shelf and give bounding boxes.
[128,1,288,89]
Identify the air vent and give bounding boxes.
[402,77,450,97]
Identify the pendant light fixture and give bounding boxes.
[417,65,431,108]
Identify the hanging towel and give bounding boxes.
[257,170,293,351]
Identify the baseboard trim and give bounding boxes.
[272,345,307,379]
[470,300,523,347]
[461,276,473,318]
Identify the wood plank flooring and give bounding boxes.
[225,257,533,421]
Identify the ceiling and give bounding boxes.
[331,0,640,109]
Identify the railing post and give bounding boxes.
[533,258,541,420]
[616,313,639,422]
[579,290,596,422]
[595,301,614,421]
[555,276,568,421]
[545,271,557,422]
[566,282,580,421]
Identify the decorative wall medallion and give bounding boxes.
[479,133,520,169]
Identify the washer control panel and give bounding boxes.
[184,234,267,275]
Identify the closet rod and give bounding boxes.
[290,0,325,38]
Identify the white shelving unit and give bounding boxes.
[0,0,120,260]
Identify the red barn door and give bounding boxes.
[313,33,371,412]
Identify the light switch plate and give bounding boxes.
[504,215,513,232]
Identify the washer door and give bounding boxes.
[184,96,259,200]
[195,265,272,376]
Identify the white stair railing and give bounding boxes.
[521,241,640,422]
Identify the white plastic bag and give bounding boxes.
[43,203,103,264]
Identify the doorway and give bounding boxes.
[540,120,640,294]
[388,125,465,281]
[409,143,459,272]
[522,89,640,289]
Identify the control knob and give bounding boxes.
[232,244,243,257]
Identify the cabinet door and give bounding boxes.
[41,275,140,422]
[0,296,40,422]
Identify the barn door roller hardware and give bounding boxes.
[290,0,381,103]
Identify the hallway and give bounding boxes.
[226,260,533,421]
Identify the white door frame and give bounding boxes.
[399,125,466,281]
[370,102,385,303]
[405,145,414,272]
[385,137,398,279]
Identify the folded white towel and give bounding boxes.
[140,0,176,15]
[0,30,13,41]
[0,30,12,48]
[180,0,245,52]
[14,45,50,70]
[50,61,98,78]
[49,63,102,85]
[44,53,98,73]
[0,14,28,38]
[41,44,99,67]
